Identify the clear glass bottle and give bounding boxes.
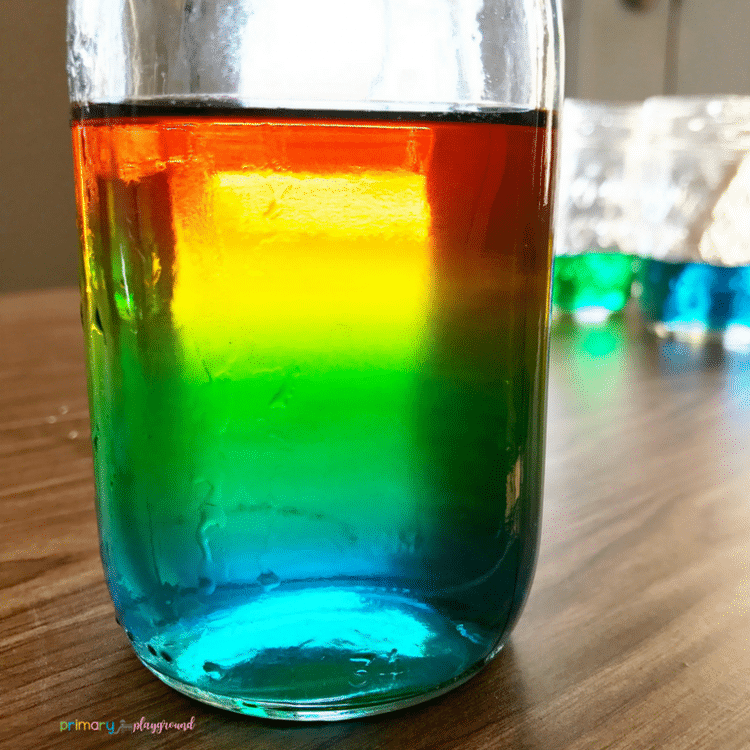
[553,99,641,324]
[68,0,562,720]
[628,96,750,349]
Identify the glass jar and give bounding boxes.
[552,99,641,323]
[68,0,562,720]
[628,96,750,348]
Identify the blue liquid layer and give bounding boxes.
[638,260,750,332]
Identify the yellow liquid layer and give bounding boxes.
[172,168,431,358]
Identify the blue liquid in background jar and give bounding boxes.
[637,259,750,349]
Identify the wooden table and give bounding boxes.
[3,288,750,749]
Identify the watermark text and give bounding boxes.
[59,717,195,735]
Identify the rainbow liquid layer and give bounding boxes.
[72,105,555,719]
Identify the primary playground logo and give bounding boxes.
[59,717,195,735]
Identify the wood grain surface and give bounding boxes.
[3,288,750,750]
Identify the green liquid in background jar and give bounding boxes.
[553,253,637,323]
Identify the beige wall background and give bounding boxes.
[1,1,78,293]
[1,0,750,293]
[567,0,750,100]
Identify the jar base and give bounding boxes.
[127,583,504,720]
[142,653,495,721]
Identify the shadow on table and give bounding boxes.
[552,303,750,385]
[630,309,750,414]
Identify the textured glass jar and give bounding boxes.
[68,0,562,720]
[552,99,640,323]
[627,96,750,348]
